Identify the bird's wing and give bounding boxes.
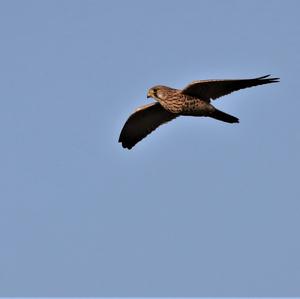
[181,75,279,101]
[119,102,178,149]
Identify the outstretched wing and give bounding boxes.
[181,75,279,101]
[119,102,178,149]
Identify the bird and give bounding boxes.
[119,75,279,149]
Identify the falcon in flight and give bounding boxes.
[119,75,279,149]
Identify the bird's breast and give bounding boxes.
[156,96,185,114]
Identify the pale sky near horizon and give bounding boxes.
[0,0,299,296]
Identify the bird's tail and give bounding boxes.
[210,108,239,124]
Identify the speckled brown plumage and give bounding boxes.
[119,75,279,149]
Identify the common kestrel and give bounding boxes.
[119,75,279,149]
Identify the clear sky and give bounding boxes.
[0,0,299,296]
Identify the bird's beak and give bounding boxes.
[147,90,152,98]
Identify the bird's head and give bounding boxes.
[147,86,158,99]
[147,85,171,100]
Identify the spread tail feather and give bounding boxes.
[210,108,239,123]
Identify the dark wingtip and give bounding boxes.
[118,140,131,150]
[257,74,280,83]
[118,137,133,150]
[119,143,133,150]
[118,129,133,149]
[258,74,271,79]
[232,117,239,124]
[122,144,133,150]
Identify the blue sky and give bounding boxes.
[0,0,299,296]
